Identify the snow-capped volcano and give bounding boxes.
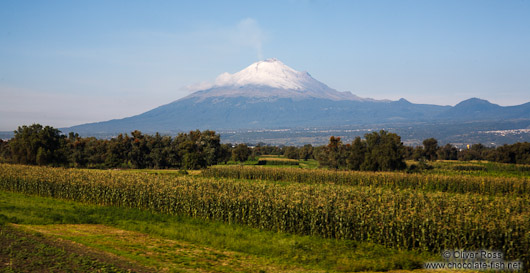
[188,58,364,101]
[214,58,317,90]
[66,57,530,135]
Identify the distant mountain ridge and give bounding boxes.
[442,98,530,121]
[67,59,530,136]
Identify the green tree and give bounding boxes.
[103,133,130,168]
[10,124,67,166]
[437,143,458,160]
[412,146,425,161]
[346,137,366,170]
[218,144,233,164]
[512,142,530,164]
[232,144,250,163]
[299,144,314,161]
[129,130,149,168]
[317,136,346,169]
[459,143,488,161]
[283,146,299,159]
[199,130,221,166]
[84,137,107,168]
[147,133,173,169]
[402,145,414,160]
[422,138,439,161]
[361,130,406,171]
[177,131,204,170]
[0,139,11,163]
[167,137,183,167]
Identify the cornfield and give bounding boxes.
[203,166,530,197]
[0,163,528,267]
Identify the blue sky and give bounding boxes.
[1,0,529,130]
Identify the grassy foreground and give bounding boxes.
[13,224,305,272]
[0,190,430,272]
[0,224,135,273]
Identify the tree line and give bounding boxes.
[1,124,529,170]
[0,124,234,169]
[405,138,530,164]
[282,132,530,171]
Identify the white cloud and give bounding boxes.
[184,81,215,93]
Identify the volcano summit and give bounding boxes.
[189,58,364,102]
